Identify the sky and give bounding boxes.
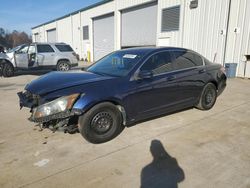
[0,0,100,34]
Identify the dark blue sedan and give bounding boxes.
[18,47,226,143]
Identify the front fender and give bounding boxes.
[72,94,127,125]
[72,93,99,113]
[72,94,124,114]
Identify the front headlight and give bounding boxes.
[33,93,80,119]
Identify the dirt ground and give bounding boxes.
[0,75,250,188]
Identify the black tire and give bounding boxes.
[57,60,70,71]
[0,63,3,76]
[78,102,124,144]
[3,63,14,77]
[196,83,217,110]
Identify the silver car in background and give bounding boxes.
[0,43,78,77]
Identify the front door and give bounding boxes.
[36,44,55,66]
[129,51,181,120]
[15,45,29,68]
[27,44,37,68]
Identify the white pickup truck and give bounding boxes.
[0,43,78,77]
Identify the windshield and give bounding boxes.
[87,51,145,77]
[7,45,24,53]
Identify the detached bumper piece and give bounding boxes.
[17,91,40,109]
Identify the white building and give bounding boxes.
[32,0,250,77]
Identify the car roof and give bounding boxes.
[118,46,190,54]
[31,42,69,45]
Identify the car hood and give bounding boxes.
[6,52,14,59]
[0,53,8,59]
[25,71,113,95]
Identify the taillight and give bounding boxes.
[72,52,79,60]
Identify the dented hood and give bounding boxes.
[25,71,112,95]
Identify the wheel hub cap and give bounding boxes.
[91,112,113,133]
[205,91,214,105]
[59,63,69,71]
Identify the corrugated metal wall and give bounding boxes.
[31,0,250,77]
[182,0,230,65]
[225,0,250,77]
[57,16,72,46]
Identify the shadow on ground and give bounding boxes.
[13,70,52,77]
[11,66,86,77]
[141,140,185,188]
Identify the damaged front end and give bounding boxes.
[17,91,83,133]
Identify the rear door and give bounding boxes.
[27,44,37,68]
[36,44,55,66]
[15,45,29,68]
[170,50,206,103]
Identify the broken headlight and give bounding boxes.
[33,93,80,119]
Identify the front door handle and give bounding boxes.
[167,75,176,81]
[199,69,206,74]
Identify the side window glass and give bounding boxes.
[204,58,211,65]
[28,45,35,54]
[18,45,29,54]
[172,51,202,70]
[192,53,203,66]
[37,45,54,53]
[141,51,173,75]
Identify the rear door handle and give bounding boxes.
[166,75,176,81]
[199,69,206,74]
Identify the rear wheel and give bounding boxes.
[196,83,217,110]
[3,63,14,77]
[57,60,70,71]
[0,63,3,76]
[78,102,124,144]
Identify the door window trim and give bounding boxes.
[28,45,36,54]
[172,50,205,68]
[37,44,55,53]
[132,49,205,80]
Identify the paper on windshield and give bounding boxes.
[123,54,137,59]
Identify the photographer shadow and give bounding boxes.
[141,140,185,188]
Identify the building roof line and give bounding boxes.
[31,0,113,30]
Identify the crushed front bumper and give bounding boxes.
[28,109,83,123]
[18,91,83,123]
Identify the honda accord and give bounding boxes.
[18,47,226,143]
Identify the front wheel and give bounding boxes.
[3,63,14,77]
[196,83,217,110]
[78,102,124,144]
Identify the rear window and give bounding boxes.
[37,45,54,53]
[172,51,203,70]
[55,45,73,52]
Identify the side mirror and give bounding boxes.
[138,70,153,80]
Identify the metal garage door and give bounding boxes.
[47,29,56,42]
[121,2,157,48]
[93,13,114,61]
